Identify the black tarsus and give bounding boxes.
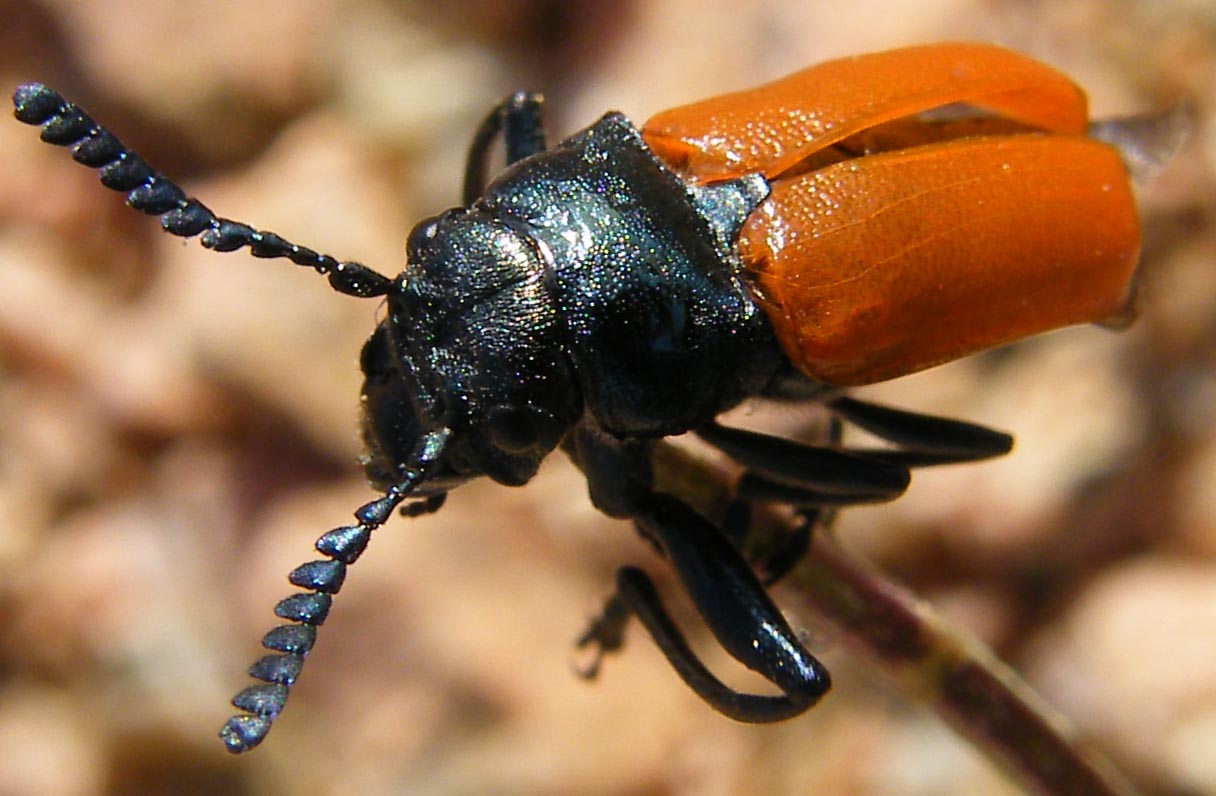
[11,83,393,298]
[573,592,630,680]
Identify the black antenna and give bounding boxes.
[11,83,457,752]
[220,427,453,753]
[12,83,393,299]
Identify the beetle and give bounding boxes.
[12,42,1150,753]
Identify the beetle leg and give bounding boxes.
[749,415,840,585]
[561,421,655,519]
[576,493,824,672]
[566,420,828,718]
[706,403,1009,583]
[573,592,630,680]
[11,84,393,298]
[720,498,830,587]
[826,395,1014,465]
[719,497,754,544]
[723,410,897,508]
[727,412,894,509]
[462,90,547,204]
[763,509,824,585]
[623,494,830,721]
[697,421,912,498]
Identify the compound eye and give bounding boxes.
[486,405,541,454]
[406,215,441,261]
[359,326,394,383]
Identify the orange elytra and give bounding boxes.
[643,43,1141,385]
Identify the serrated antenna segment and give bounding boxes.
[217,428,451,753]
[12,83,393,298]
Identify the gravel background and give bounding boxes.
[1,2,1213,795]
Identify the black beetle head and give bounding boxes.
[359,210,581,494]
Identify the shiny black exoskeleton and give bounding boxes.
[362,110,781,497]
[13,85,1013,754]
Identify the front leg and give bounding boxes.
[566,422,830,721]
[623,495,831,721]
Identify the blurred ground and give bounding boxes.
[0,1,1213,795]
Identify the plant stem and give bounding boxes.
[652,439,1143,796]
